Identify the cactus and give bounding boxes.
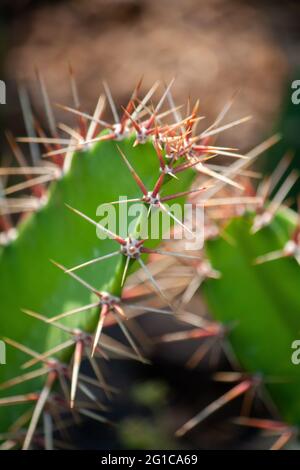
[0,77,200,448]
[0,74,299,450]
[173,205,300,443]
[204,208,300,424]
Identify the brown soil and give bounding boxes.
[4,0,300,149]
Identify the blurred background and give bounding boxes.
[1,0,300,449]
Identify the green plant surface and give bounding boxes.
[0,135,194,431]
[119,417,176,450]
[119,381,176,450]
[203,208,300,425]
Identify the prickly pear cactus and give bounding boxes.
[203,208,300,424]
[0,74,299,450]
[175,201,300,447]
[0,78,201,448]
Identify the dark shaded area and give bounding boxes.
[68,354,266,450]
[262,70,300,200]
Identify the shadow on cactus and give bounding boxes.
[0,72,299,450]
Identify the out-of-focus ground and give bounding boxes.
[1,0,300,150]
[1,0,300,450]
